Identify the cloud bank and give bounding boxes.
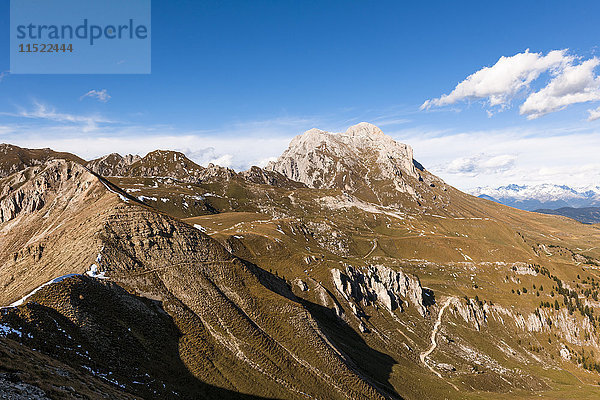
[398,125,600,189]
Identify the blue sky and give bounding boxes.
[2,0,600,190]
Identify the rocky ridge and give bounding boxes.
[0,144,85,178]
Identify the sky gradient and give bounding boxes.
[1,0,600,190]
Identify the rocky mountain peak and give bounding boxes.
[198,163,237,183]
[343,122,385,138]
[265,123,421,199]
[86,152,141,177]
[143,149,188,162]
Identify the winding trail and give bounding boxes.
[363,239,378,258]
[420,297,459,391]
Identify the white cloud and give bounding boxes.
[422,49,600,120]
[588,106,600,121]
[207,154,233,167]
[255,156,279,168]
[421,49,570,110]
[15,102,111,124]
[80,89,111,103]
[445,154,516,176]
[0,102,114,132]
[520,58,600,119]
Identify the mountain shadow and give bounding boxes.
[298,297,402,399]
[0,276,275,400]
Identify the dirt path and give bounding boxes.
[420,297,459,391]
[363,239,378,258]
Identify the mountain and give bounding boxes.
[86,152,141,176]
[0,143,85,178]
[3,123,600,399]
[266,122,421,189]
[535,206,600,224]
[266,122,445,206]
[471,183,600,210]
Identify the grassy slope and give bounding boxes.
[164,177,600,398]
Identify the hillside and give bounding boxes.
[3,123,600,399]
[536,206,600,224]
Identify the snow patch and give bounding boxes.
[86,264,107,279]
[138,196,158,202]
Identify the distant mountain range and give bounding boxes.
[470,184,600,223]
[470,184,600,210]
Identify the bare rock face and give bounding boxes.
[331,264,428,316]
[450,297,488,331]
[86,153,141,177]
[266,123,421,197]
[0,160,96,224]
[491,305,598,348]
[293,278,308,292]
[0,182,44,224]
[560,345,570,360]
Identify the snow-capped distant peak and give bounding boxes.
[470,184,600,210]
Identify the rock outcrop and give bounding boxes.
[86,153,141,177]
[88,150,240,184]
[449,297,488,331]
[331,264,428,316]
[240,166,306,189]
[125,150,207,183]
[196,163,237,183]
